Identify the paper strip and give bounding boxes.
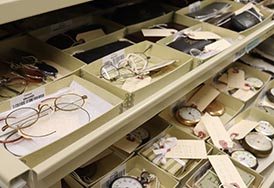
[141,29,177,37]
[228,119,259,140]
[165,140,207,159]
[227,68,245,89]
[187,84,220,111]
[202,113,233,149]
[184,31,222,40]
[208,155,247,188]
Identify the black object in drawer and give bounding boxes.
[167,37,215,54]
[107,2,168,26]
[73,41,132,64]
[46,24,105,50]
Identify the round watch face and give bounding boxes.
[242,132,273,158]
[255,120,274,138]
[245,77,263,89]
[204,100,225,116]
[176,106,202,126]
[110,176,144,188]
[231,150,258,169]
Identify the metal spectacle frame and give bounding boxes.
[100,45,153,81]
[0,93,91,156]
[1,93,90,134]
[0,49,59,82]
[20,55,59,78]
[0,73,28,98]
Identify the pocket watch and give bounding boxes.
[231,150,258,170]
[266,87,274,103]
[242,132,273,158]
[204,100,225,116]
[110,176,144,188]
[245,77,263,90]
[255,120,274,139]
[109,171,155,188]
[175,106,202,126]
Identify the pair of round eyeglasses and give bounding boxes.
[0,93,90,144]
[100,45,153,81]
[0,73,28,98]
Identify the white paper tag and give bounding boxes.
[208,155,247,188]
[228,120,259,140]
[100,163,127,188]
[10,87,45,109]
[189,1,201,13]
[184,31,222,40]
[193,120,209,139]
[227,68,245,89]
[122,76,152,92]
[143,60,176,72]
[204,39,231,52]
[165,140,207,159]
[141,29,177,37]
[232,88,256,102]
[76,28,105,42]
[202,113,233,149]
[187,84,220,111]
[102,49,125,67]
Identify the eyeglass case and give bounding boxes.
[186,2,231,21]
[230,8,262,32]
[73,40,133,64]
[107,2,169,26]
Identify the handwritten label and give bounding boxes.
[202,113,233,149]
[208,155,247,188]
[187,84,220,111]
[165,140,207,159]
[142,29,177,37]
[228,120,259,140]
[10,87,45,109]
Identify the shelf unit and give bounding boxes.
[0,0,93,25]
[0,1,274,188]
